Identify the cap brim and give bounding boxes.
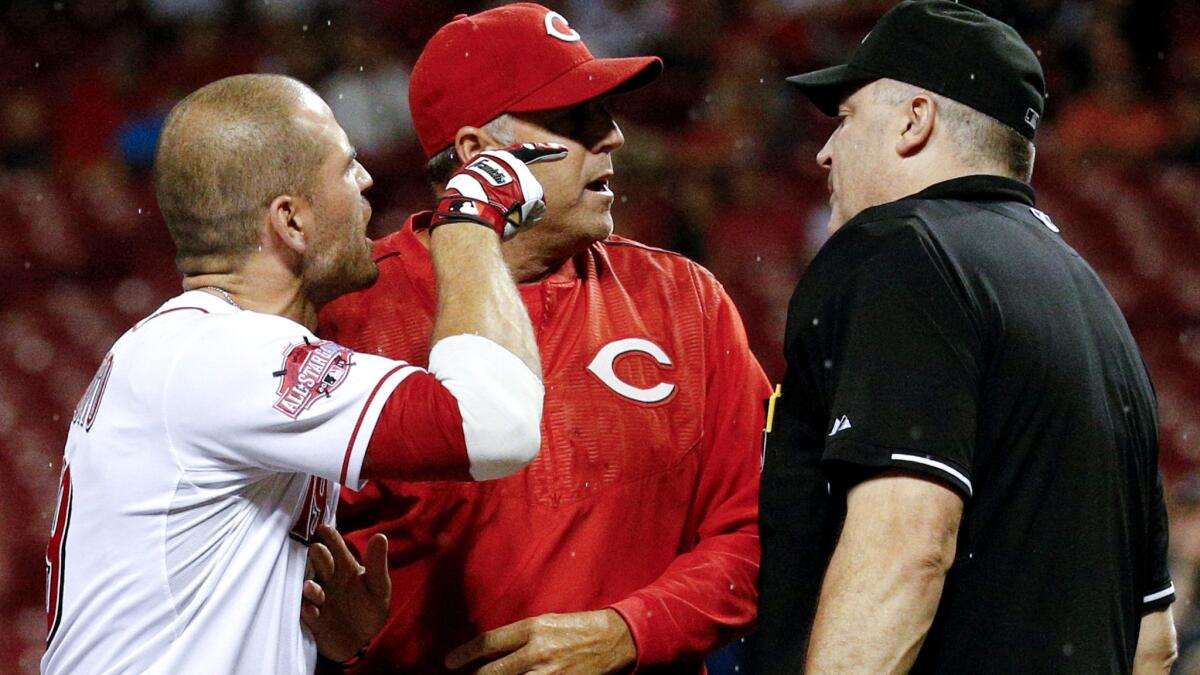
[785,63,879,116]
[509,56,663,113]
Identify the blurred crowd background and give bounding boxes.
[1,0,1198,672]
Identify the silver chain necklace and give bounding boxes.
[198,286,241,310]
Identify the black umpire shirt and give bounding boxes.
[757,175,1174,674]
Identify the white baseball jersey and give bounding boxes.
[41,290,542,674]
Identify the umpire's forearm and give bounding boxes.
[1133,607,1178,674]
[807,474,962,674]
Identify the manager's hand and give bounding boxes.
[445,609,635,674]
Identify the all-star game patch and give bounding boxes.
[273,338,354,418]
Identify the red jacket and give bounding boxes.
[318,214,771,672]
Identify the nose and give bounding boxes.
[583,101,624,154]
[595,118,625,154]
[816,133,833,171]
[356,162,374,192]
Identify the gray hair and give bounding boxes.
[874,79,1035,182]
[425,114,516,187]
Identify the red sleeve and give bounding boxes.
[608,278,772,667]
[362,370,473,482]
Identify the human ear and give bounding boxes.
[266,194,307,256]
[454,125,506,164]
[896,93,935,157]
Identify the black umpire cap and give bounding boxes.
[786,0,1046,140]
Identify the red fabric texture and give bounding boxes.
[317,214,771,673]
[364,369,472,483]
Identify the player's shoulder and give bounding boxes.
[157,295,314,348]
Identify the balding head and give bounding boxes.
[155,74,328,271]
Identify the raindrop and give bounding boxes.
[326,20,332,27]
[619,195,628,204]
[358,66,364,72]
[1123,405,1131,414]
[302,24,309,32]
[52,414,60,421]
[704,95,713,103]
[811,317,819,326]
[464,51,470,57]
[34,62,40,69]
[23,261,31,270]
[909,426,924,440]
[52,2,63,9]
[1157,51,1165,60]
[969,73,975,81]
[755,255,762,262]
[1062,643,1075,657]
[759,78,764,84]
[137,208,143,215]
[823,359,832,369]
[338,93,344,100]
[729,584,735,590]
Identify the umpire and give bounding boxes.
[757,2,1177,673]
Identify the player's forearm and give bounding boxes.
[428,222,542,379]
[807,475,962,674]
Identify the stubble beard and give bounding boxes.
[306,214,379,307]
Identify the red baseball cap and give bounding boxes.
[409,3,663,157]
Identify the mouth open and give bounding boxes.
[585,178,613,195]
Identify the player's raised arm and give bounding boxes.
[359,144,564,483]
[427,143,561,379]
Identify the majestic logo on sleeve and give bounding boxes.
[586,338,676,404]
[828,414,853,436]
[273,339,354,418]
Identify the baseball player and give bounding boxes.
[42,74,555,674]
[315,4,772,673]
[757,2,1176,672]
